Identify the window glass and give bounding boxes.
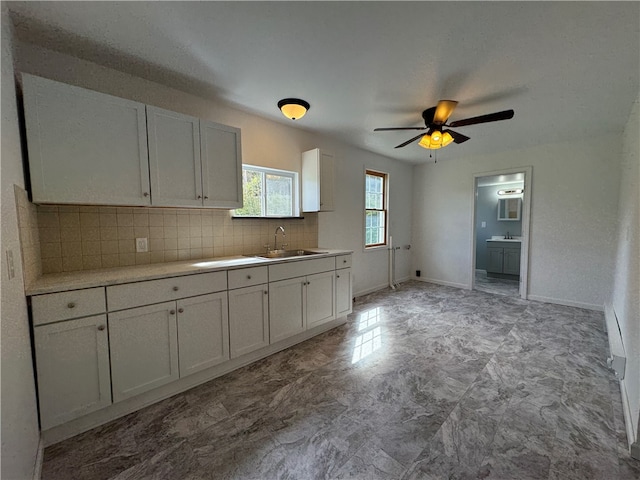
[234,166,298,217]
[365,170,388,247]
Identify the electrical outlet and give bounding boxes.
[481,221,486,228]
[136,238,148,253]
[5,250,15,280]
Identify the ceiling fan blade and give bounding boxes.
[395,132,426,149]
[448,109,514,128]
[444,129,470,144]
[374,127,427,131]
[434,100,458,124]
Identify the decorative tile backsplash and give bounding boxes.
[15,186,42,287]
[37,205,318,274]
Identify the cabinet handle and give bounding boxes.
[178,308,184,313]
[97,325,105,331]
[173,286,179,291]
[143,192,149,197]
[247,275,252,280]
[169,309,176,315]
[67,302,76,309]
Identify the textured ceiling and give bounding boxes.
[7,1,640,164]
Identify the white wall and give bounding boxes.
[0,9,41,479]
[411,138,621,310]
[14,42,413,297]
[610,96,640,447]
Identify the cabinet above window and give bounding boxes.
[21,74,242,209]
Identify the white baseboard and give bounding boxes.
[527,294,604,312]
[354,282,392,297]
[620,379,637,450]
[414,277,469,290]
[32,436,44,480]
[475,269,487,275]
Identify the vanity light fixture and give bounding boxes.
[498,188,524,195]
[278,98,310,120]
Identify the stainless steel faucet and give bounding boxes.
[274,226,286,251]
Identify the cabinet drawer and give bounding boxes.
[228,266,268,290]
[336,254,352,269]
[107,271,227,311]
[269,257,336,282]
[32,287,106,326]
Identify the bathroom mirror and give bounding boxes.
[498,198,521,221]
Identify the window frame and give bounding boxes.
[364,169,388,249]
[234,165,300,218]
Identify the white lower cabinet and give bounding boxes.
[269,270,336,342]
[335,267,353,317]
[109,302,179,402]
[34,315,112,430]
[269,277,306,343]
[228,284,269,358]
[177,292,229,377]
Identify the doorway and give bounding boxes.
[470,167,532,299]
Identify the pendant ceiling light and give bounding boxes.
[278,98,310,120]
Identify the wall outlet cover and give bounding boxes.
[136,238,148,253]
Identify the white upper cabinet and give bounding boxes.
[302,148,334,212]
[200,120,242,208]
[147,106,202,207]
[22,74,151,206]
[21,74,243,209]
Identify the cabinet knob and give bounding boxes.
[247,275,252,280]
[97,325,105,331]
[204,196,209,200]
[264,290,268,295]
[343,260,347,263]
[67,302,76,309]
[337,275,340,278]
[173,286,179,291]
[143,192,149,197]
[178,308,184,313]
[169,309,176,315]
[197,195,202,199]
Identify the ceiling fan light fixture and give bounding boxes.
[418,131,454,150]
[278,98,310,120]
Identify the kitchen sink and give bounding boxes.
[245,249,328,259]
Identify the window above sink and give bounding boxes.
[233,165,301,218]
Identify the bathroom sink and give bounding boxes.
[245,250,328,259]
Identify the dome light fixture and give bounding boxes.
[278,98,310,120]
[418,130,454,150]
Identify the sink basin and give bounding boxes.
[245,249,327,259]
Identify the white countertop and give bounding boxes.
[486,236,522,243]
[27,248,352,296]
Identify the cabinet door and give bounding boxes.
[200,120,242,208]
[269,277,306,343]
[22,74,150,205]
[147,106,202,207]
[336,268,353,318]
[34,315,111,430]
[486,247,504,274]
[503,248,521,275]
[228,284,269,358]
[109,302,179,402]
[302,149,334,212]
[177,292,229,377]
[306,271,336,329]
[319,151,335,211]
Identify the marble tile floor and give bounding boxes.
[474,270,520,298]
[41,280,639,480]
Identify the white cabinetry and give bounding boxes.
[177,292,229,377]
[109,302,179,402]
[22,74,150,206]
[268,257,336,342]
[302,148,334,212]
[22,74,242,209]
[147,106,202,207]
[228,266,269,358]
[201,120,243,208]
[34,315,111,430]
[335,254,353,317]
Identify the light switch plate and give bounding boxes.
[135,238,148,253]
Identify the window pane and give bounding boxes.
[235,170,263,216]
[365,174,383,209]
[266,174,293,216]
[365,211,385,245]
